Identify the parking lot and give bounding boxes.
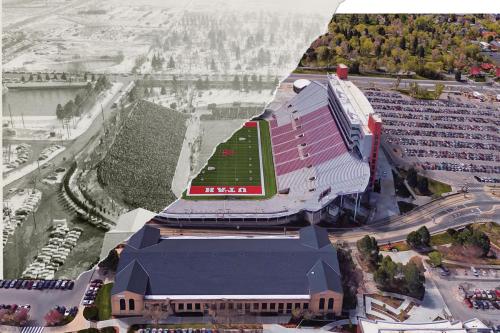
[432,272,500,325]
[0,269,94,325]
[364,89,499,176]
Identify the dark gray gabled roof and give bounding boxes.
[127,225,160,249]
[307,259,342,294]
[299,225,331,249]
[111,259,149,295]
[113,226,342,296]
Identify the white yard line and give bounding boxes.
[257,121,265,196]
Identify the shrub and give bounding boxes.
[83,306,99,321]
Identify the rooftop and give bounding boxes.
[111,225,342,298]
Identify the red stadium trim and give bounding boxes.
[188,185,263,196]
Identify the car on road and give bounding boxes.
[471,266,479,277]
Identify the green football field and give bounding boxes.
[191,122,262,187]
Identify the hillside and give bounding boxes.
[298,14,499,79]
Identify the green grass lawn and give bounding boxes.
[185,120,277,200]
[95,283,113,321]
[427,178,452,196]
[430,232,454,246]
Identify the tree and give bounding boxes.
[21,75,25,82]
[407,231,421,248]
[45,73,50,80]
[170,102,177,110]
[357,235,380,267]
[417,176,429,194]
[45,309,64,326]
[28,73,34,81]
[399,36,406,50]
[167,56,175,69]
[13,308,29,326]
[428,251,442,267]
[61,72,67,80]
[455,70,462,82]
[83,306,99,321]
[407,168,418,187]
[433,83,444,99]
[160,86,167,95]
[417,45,425,58]
[403,262,425,298]
[56,104,65,120]
[74,94,83,106]
[416,226,431,247]
[98,249,119,272]
[232,75,240,90]
[64,100,76,118]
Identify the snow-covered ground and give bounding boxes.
[2,188,42,245]
[3,82,123,141]
[2,143,31,173]
[192,90,274,106]
[171,115,201,198]
[3,145,65,186]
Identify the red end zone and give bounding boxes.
[188,185,263,196]
[244,121,257,127]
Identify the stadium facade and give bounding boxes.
[155,72,381,227]
[111,225,343,317]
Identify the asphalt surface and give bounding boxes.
[0,269,96,326]
[432,273,500,325]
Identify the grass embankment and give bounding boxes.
[95,283,113,320]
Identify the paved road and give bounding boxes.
[285,73,499,93]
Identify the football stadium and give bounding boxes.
[156,70,382,227]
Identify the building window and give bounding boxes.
[129,299,135,311]
[187,303,193,310]
[245,303,250,311]
[262,303,268,310]
[328,298,334,310]
[286,303,292,313]
[119,299,126,311]
[270,303,276,310]
[228,303,234,310]
[294,303,301,309]
[253,303,259,310]
[319,298,325,310]
[178,303,184,311]
[195,303,201,311]
[219,303,225,310]
[237,303,242,310]
[278,303,284,311]
[303,303,309,310]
